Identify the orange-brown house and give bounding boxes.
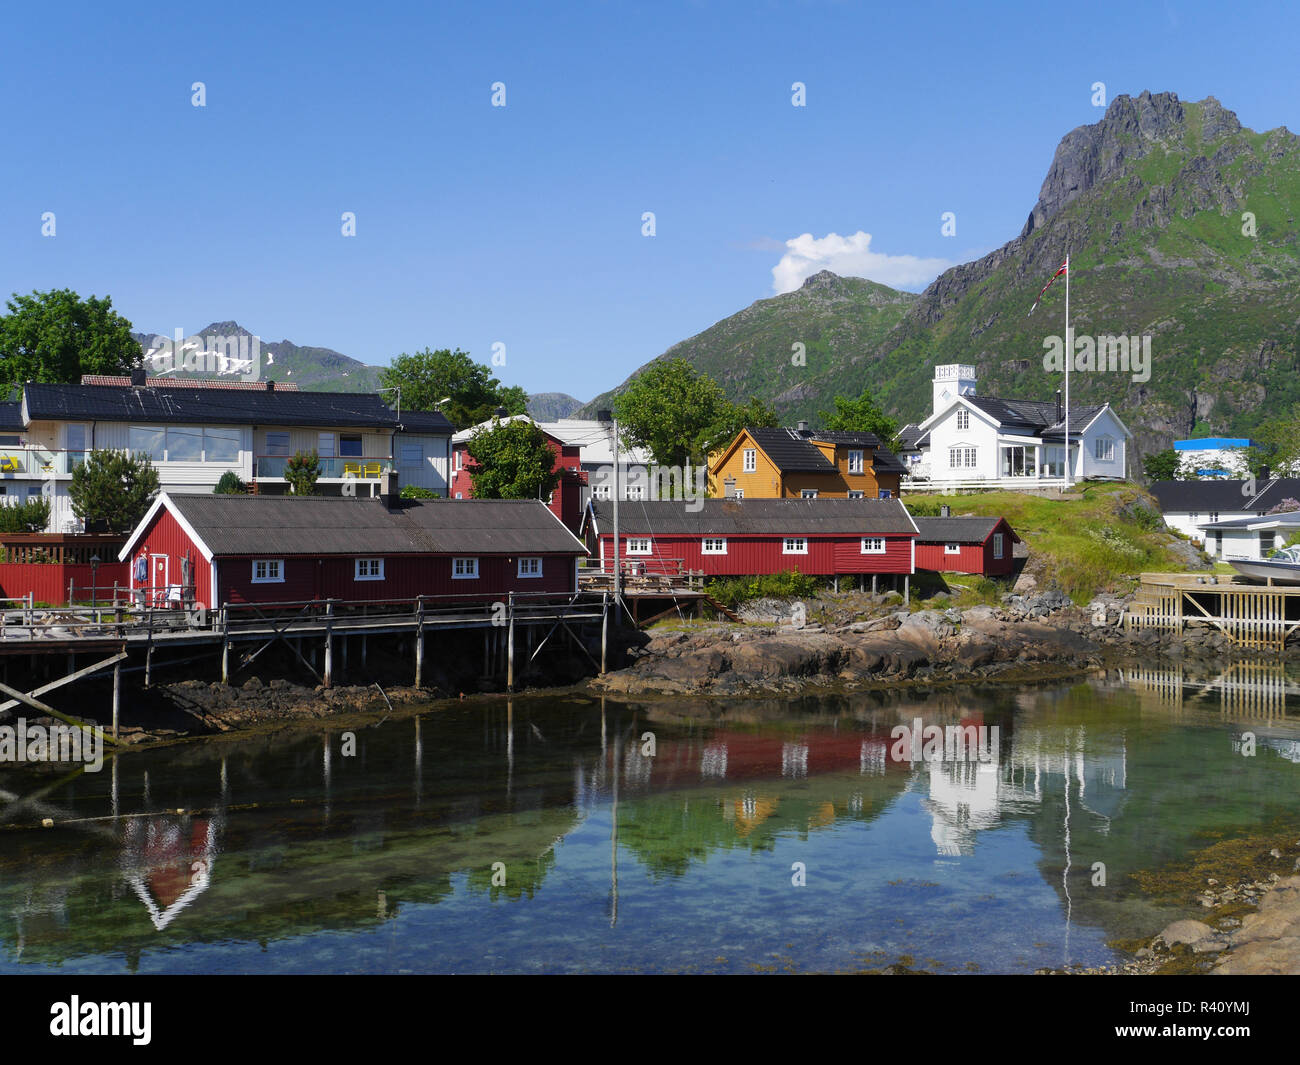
[709,426,904,500]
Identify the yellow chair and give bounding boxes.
[364,462,383,479]
[343,462,362,478]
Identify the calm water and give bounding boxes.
[2,662,1300,974]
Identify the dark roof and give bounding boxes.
[747,428,836,472]
[160,495,584,557]
[1149,480,1255,512]
[897,423,930,451]
[871,449,907,476]
[587,498,918,536]
[0,403,24,432]
[914,516,1014,544]
[805,429,883,448]
[22,383,452,433]
[963,396,1108,438]
[1243,478,1300,514]
[1199,512,1300,530]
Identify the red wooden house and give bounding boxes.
[118,491,588,608]
[580,498,918,579]
[913,516,1019,576]
[450,415,588,532]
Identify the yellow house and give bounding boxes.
[708,426,904,499]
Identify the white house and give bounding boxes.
[1151,476,1300,557]
[907,365,1131,490]
[1196,513,1300,561]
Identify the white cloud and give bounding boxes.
[770,231,955,294]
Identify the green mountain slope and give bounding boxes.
[527,392,585,419]
[580,271,918,423]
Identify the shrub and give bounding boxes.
[704,569,823,609]
[214,471,247,494]
[285,450,321,496]
[400,485,438,499]
[0,496,51,533]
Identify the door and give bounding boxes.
[151,553,169,607]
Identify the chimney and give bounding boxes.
[130,367,147,387]
[380,469,400,510]
[1259,465,1271,484]
[723,476,737,498]
[265,380,275,391]
[494,407,508,419]
[1055,389,1063,422]
[797,420,809,434]
[940,504,951,517]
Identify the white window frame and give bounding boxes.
[252,559,284,583]
[783,537,807,555]
[593,483,611,501]
[626,537,652,555]
[1095,436,1115,461]
[944,543,962,555]
[702,537,727,555]
[801,489,818,499]
[452,557,479,579]
[847,450,864,474]
[956,409,969,430]
[733,488,744,499]
[848,490,865,499]
[949,446,977,469]
[517,557,543,578]
[992,533,1004,559]
[742,448,757,473]
[861,537,885,554]
[355,558,385,581]
[626,484,645,500]
[265,431,291,457]
[317,432,336,459]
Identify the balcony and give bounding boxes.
[253,455,393,480]
[0,449,86,476]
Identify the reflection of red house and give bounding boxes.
[913,516,1018,576]
[450,416,587,532]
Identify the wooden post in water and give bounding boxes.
[601,590,609,675]
[144,610,153,688]
[414,598,425,688]
[904,575,910,605]
[506,592,515,692]
[112,659,121,740]
[323,600,334,689]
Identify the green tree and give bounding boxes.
[0,289,141,391]
[700,396,781,459]
[1142,448,1181,482]
[466,418,562,500]
[379,347,527,429]
[285,450,321,495]
[820,389,899,451]
[0,496,51,534]
[69,450,159,533]
[213,471,247,494]
[612,358,728,468]
[399,484,438,499]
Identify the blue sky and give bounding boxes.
[3,1,1299,401]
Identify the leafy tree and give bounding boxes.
[213,471,247,494]
[285,450,321,495]
[1142,448,1181,482]
[700,396,780,459]
[612,358,728,468]
[820,389,899,451]
[400,484,438,499]
[0,289,141,391]
[466,419,562,500]
[69,450,159,533]
[0,496,51,534]
[379,347,527,429]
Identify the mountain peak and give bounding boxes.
[800,269,843,290]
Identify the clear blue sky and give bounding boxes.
[3,1,1298,400]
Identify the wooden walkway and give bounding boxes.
[1125,573,1300,651]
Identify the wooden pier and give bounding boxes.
[1125,573,1300,651]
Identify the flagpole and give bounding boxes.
[1064,252,1070,490]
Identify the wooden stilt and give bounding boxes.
[601,591,609,675]
[112,660,121,740]
[507,592,515,692]
[323,600,334,689]
[221,636,230,685]
[414,599,425,688]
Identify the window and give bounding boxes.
[627,538,652,555]
[1209,511,1219,523]
[452,557,479,579]
[956,409,969,430]
[204,427,241,463]
[949,447,976,469]
[0,435,18,447]
[455,450,463,470]
[1189,512,1199,523]
[165,426,203,461]
[848,490,865,499]
[252,559,284,583]
[743,449,757,473]
[848,450,864,474]
[518,557,543,578]
[129,426,165,461]
[455,492,463,499]
[944,543,962,555]
[783,537,807,554]
[626,485,645,500]
[355,558,384,581]
[400,444,423,465]
[593,483,611,500]
[878,490,892,499]
[318,433,336,458]
[702,538,727,554]
[25,485,41,500]
[801,489,818,498]
[992,533,1004,559]
[861,537,885,554]
[340,434,364,458]
[265,432,291,457]
[1095,436,1115,461]
[1000,445,1029,478]
[733,489,743,499]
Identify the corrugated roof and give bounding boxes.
[1243,478,1300,514]
[914,516,1006,544]
[747,428,837,472]
[965,395,1107,437]
[165,495,584,557]
[588,498,917,536]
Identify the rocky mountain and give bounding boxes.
[527,391,585,420]
[580,272,918,423]
[585,92,1300,460]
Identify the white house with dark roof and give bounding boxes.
[906,365,1131,490]
[1151,475,1300,558]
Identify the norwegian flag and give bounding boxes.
[1027,258,1068,315]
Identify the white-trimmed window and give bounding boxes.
[1209,511,1219,523]
[783,537,807,554]
[317,433,336,458]
[949,447,977,469]
[626,537,652,555]
[848,450,864,474]
[452,557,479,579]
[861,537,885,554]
[944,543,962,555]
[455,450,463,470]
[626,484,645,500]
[801,489,818,498]
[733,488,744,499]
[593,483,611,500]
[252,559,284,583]
[265,431,291,457]
[355,558,384,581]
[848,490,865,499]
[518,557,542,578]
[702,538,727,554]
[992,533,1004,559]
[743,448,757,473]
[956,409,969,430]
[1095,436,1115,461]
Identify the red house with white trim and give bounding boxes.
[118,491,588,608]
[581,498,918,579]
[913,516,1019,576]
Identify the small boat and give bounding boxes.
[1228,544,1300,583]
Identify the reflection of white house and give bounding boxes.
[906,365,1131,490]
